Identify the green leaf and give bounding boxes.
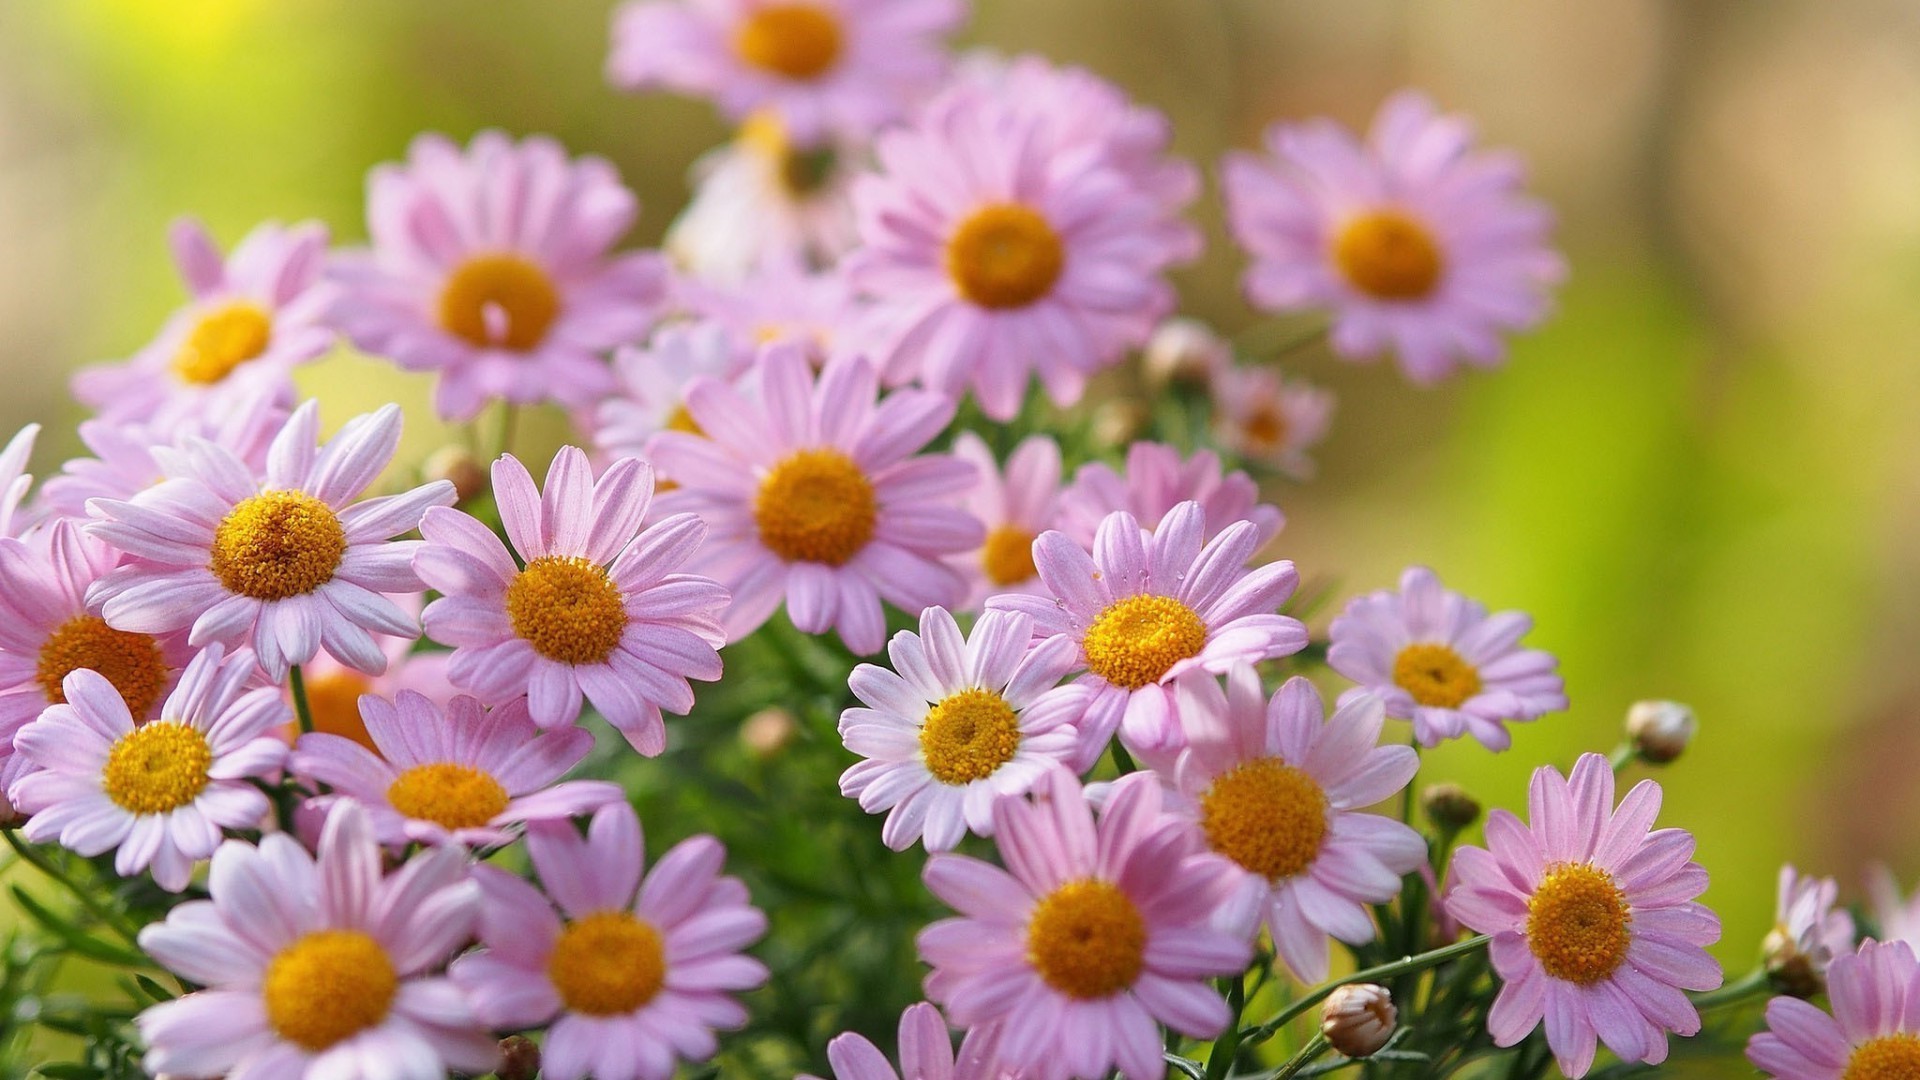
[7,887,150,968]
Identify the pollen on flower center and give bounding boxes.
[262,930,398,1051]
[753,448,877,565]
[386,762,510,831]
[1392,642,1481,709]
[1844,1034,1920,1080]
[981,525,1037,586]
[1333,210,1444,301]
[506,556,629,666]
[1026,879,1147,1000]
[210,490,348,601]
[919,687,1020,785]
[101,721,212,815]
[301,670,377,752]
[1082,594,1207,690]
[734,3,844,80]
[439,253,561,352]
[1199,757,1329,880]
[1525,862,1632,985]
[35,614,167,717]
[548,910,667,1016]
[946,204,1066,310]
[172,302,273,385]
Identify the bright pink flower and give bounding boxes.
[1057,442,1283,551]
[39,393,285,520]
[949,433,1061,607]
[592,321,745,468]
[801,1002,1007,1080]
[1209,364,1335,480]
[1749,939,1920,1079]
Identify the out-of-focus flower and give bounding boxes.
[1420,782,1483,833]
[1221,91,1565,384]
[450,802,768,1080]
[40,395,286,521]
[1625,699,1696,764]
[592,322,744,470]
[1868,866,1920,950]
[1445,754,1721,1078]
[1328,565,1566,752]
[800,1002,1006,1080]
[1763,865,1855,998]
[1210,364,1334,480]
[86,402,452,682]
[678,252,855,361]
[415,447,728,754]
[0,425,36,541]
[1322,983,1397,1059]
[421,446,488,505]
[1142,317,1232,387]
[651,345,980,654]
[665,115,860,281]
[1748,939,1920,1079]
[740,706,798,757]
[949,433,1061,607]
[330,132,667,422]
[1057,442,1284,550]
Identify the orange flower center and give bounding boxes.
[1332,210,1443,301]
[1082,595,1206,690]
[1392,643,1481,709]
[438,253,560,352]
[506,556,628,666]
[1199,757,1328,880]
[734,3,844,80]
[1525,862,1632,984]
[35,615,167,717]
[919,688,1020,785]
[172,302,273,385]
[946,204,1065,310]
[548,910,667,1016]
[753,448,877,566]
[1026,879,1147,1000]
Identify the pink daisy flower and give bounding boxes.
[839,606,1083,851]
[8,643,288,892]
[1327,565,1567,751]
[650,344,980,654]
[85,400,454,682]
[949,432,1061,607]
[1057,442,1284,551]
[72,217,333,423]
[1153,669,1425,982]
[1765,865,1856,994]
[414,446,729,753]
[592,321,745,468]
[801,1002,1005,1080]
[678,253,855,363]
[987,501,1307,758]
[450,802,769,1080]
[329,131,668,422]
[39,393,285,521]
[1220,90,1567,383]
[291,690,621,849]
[665,117,861,282]
[1209,364,1335,481]
[0,423,39,541]
[1749,938,1920,1079]
[918,769,1251,1080]
[1869,867,1920,951]
[135,800,496,1079]
[607,0,964,144]
[1444,753,1722,1078]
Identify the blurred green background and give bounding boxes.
[3,0,1919,1074]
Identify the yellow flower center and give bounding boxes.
[734,3,843,80]
[1845,1035,1920,1080]
[385,762,510,831]
[1199,757,1328,880]
[262,930,398,1051]
[1525,862,1632,985]
[506,556,628,666]
[740,112,838,197]
[981,525,1037,587]
[919,688,1020,785]
[548,910,668,1016]
[35,615,167,718]
[1332,210,1444,301]
[172,302,273,385]
[1391,643,1482,709]
[665,402,703,435]
[946,204,1066,310]
[753,448,877,566]
[438,253,561,352]
[1241,405,1288,450]
[101,721,212,815]
[1082,594,1207,691]
[1026,879,1147,1000]
[210,490,348,601]
[300,670,378,753]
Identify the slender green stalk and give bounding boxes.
[1,827,143,946]
[497,401,520,458]
[288,664,316,736]
[1274,1034,1331,1079]
[1205,974,1248,1080]
[1244,935,1491,1046]
[1111,742,1138,776]
[1607,743,1635,772]
[1690,967,1768,1010]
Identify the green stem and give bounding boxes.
[1690,967,1768,1010]
[1244,935,1491,1046]
[288,664,315,737]
[1274,1034,1331,1080]
[497,402,519,459]
[1111,742,1138,776]
[1,827,143,946]
[1205,974,1247,1080]
[1607,743,1635,772]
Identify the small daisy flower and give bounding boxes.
[949,432,1061,607]
[1221,90,1566,383]
[1444,753,1721,1078]
[839,606,1083,851]
[72,217,333,423]
[1327,565,1566,751]
[1209,365,1335,480]
[1748,938,1920,1080]
[450,801,769,1080]
[1869,866,1920,950]
[592,321,744,468]
[415,446,729,753]
[1057,442,1284,551]
[1764,865,1855,996]
[39,394,285,520]
[1155,669,1425,982]
[330,131,668,422]
[679,251,855,362]
[802,1002,1005,1080]
[0,423,39,540]
[918,769,1252,1080]
[86,400,454,682]
[665,115,860,281]
[988,501,1307,758]
[135,800,496,1079]
[8,643,289,892]
[607,0,964,144]
[650,344,980,654]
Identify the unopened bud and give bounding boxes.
[741,707,798,759]
[424,446,488,504]
[1626,700,1696,764]
[1143,317,1231,387]
[1090,401,1151,448]
[1763,926,1823,999]
[497,1035,540,1080]
[1421,783,1482,832]
[1321,983,1396,1058]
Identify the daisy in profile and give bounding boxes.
[988,501,1306,756]
[919,769,1250,1080]
[38,392,285,520]
[679,252,854,362]
[1444,753,1721,1078]
[1762,865,1855,997]
[8,644,288,892]
[414,447,729,753]
[291,691,621,849]
[664,115,860,281]
[0,424,38,540]
[85,401,453,682]
[135,801,496,1079]
[592,321,743,467]
[1209,364,1335,480]
[607,0,963,144]
[1749,938,1920,1079]
[1327,565,1566,751]
[1221,90,1566,383]
[450,802,768,1080]
[839,606,1083,851]
[329,131,668,421]
[949,432,1061,607]
[803,1002,1005,1080]
[650,345,980,654]
[1057,442,1284,550]
[72,217,333,423]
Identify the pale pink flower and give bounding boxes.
[1768,865,1855,989]
[1749,938,1920,1079]
[1209,365,1335,480]
[0,424,39,540]
[1057,442,1283,551]
[1869,866,1920,951]
[949,433,1061,607]
[678,252,855,362]
[664,117,860,281]
[39,393,285,520]
[275,592,455,751]
[592,321,745,468]
[801,1003,1008,1080]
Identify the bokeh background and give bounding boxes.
[3,0,1920,1074]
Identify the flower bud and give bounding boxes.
[1321,983,1396,1058]
[1090,401,1150,448]
[423,446,488,504]
[497,1035,540,1080]
[1143,317,1231,387]
[1420,783,1482,832]
[741,707,798,759]
[1763,925,1823,999]
[1625,700,1696,764]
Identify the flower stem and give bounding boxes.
[1607,743,1635,772]
[1,827,143,946]
[288,664,315,736]
[1690,967,1768,1010]
[1274,1034,1331,1079]
[1110,742,1138,776]
[1244,935,1491,1046]
[1205,973,1247,1080]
